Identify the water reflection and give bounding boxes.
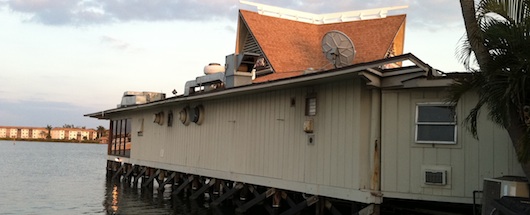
[103,179,212,215]
[111,185,119,212]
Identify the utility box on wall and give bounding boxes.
[482,176,529,215]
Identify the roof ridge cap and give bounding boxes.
[240,0,408,24]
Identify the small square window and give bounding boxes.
[415,104,456,144]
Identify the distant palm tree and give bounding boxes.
[96,126,106,139]
[46,125,52,139]
[454,0,530,179]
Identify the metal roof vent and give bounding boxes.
[225,52,260,88]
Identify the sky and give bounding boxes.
[0,0,467,129]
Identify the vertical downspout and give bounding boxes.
[369,88,382,200]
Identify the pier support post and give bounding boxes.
[272,191,282,208]
[239,184,250,201]
[191,176,201,190]
[212,179,222,195]
[106,161,113,176]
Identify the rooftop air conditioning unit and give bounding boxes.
[482,176,529,215]
[119,91,166,108]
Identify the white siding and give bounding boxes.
[381,88,524,203]
[125,78,377,202]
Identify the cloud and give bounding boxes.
[405,0,464,30]
[2,0,463,30]
[256,0,463,30]
[224,24,236,33]
[6,0,108,25]
[3,0,238,25]
[100,35,130,50]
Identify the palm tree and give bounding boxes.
[46,125,52,139]
[96,126,106,139]
[455,0,530,179]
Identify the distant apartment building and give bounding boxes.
[51,128,97,140]
[0,126,97,141]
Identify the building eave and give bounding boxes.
[85,53,437,119]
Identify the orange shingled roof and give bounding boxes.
[238,10,406,83]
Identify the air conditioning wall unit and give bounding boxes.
[482,176,529,215]
[421,165,451,187]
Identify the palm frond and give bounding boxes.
[452,0,530,140]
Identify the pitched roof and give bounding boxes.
[238,10,406,83]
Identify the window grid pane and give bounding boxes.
[416,104,457,144]
[417,125,455,142]
[417,106,455,122]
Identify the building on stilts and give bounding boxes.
[86,1,529,214]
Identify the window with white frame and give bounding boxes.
[415,103,457,144]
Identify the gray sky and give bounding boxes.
[0,0,466,129]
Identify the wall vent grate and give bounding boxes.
[424,170,446,185]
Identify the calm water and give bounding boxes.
[0,141,211,215]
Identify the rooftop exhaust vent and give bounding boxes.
[204,63,225,75]
[225,52,260,88]
[184,52,259,96]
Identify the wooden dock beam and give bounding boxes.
[123,164,135,183]
[280,195,319,215]
[190,178,216,199]
[133,166,147,188]
[158,171,177,191]
[235,187,276,213]
[142,169,160,188]
[210,182,244,207]
[111,163,125,181]
[173,175,194,196]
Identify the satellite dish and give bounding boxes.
[321,30,356,68]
